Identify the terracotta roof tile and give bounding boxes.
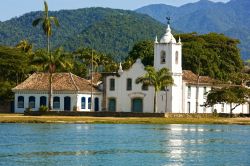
[12,73,100,92]
[183,70,218,85]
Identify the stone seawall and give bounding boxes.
[24,111,250,118]
[24,111,166,117]
[164,113,250,118]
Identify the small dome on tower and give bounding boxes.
[160,24,176,44]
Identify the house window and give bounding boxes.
[221,103,225,113]
[203,87,207,99]
[142,84,148,91]
[81,97,86,109]
[17,96,24,108]
[127,78,132,91]
[187,102,191,113]
[88,97,91,110]
[53,97,60,109]
[29,96,35,108]
[175,51,179,64]
[110,78,115,91]
[188,86,191,99]
[160,51,166,64]
[40,96,47,106]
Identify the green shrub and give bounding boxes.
[73,106,78,112]
[212,109,218,117]
[25,107,32,112]
[39,105,48,112]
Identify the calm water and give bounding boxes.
[0,124,250,166]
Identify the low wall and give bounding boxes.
[24,111,250,118]
[24,111,166,117]
[0,102,11,113]
[165,113,250,118]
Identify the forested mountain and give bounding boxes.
[0,8,166,61]
[136,0,250,60]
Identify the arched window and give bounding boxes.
[81,97,86,109]
[127,78,132,91]
[29,96,35,108]
[53,96,60,109]
[110,78,115,91]
[40,96,47,106]
[175,51,179,64]
[18,96,24,108]
[160,51,166,64]
[94,97,99,112]
[88,97,91,110]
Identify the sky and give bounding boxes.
[0,0,230,21]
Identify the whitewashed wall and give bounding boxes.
[106,59,155,113]
[76,93,102,112]
[154,40,183,113]
[14,91,103,113]
[182,83,250,114]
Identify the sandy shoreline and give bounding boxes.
[0,114,250,125]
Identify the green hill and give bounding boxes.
[0,7,166,61]
[136,0,250,60]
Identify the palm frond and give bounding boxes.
[44,1,48,14]
[32,18,43,26]
[50,17,60,27]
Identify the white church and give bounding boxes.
[104,24,249,114]
[13,24,250,114]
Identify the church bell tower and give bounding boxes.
[154,19,183,113]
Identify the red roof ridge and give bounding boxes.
[69,72,79,91]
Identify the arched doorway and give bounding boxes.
[132,98,143,113]
[108,98,116,112]
[94,98,99,112]
[64,96,71,111]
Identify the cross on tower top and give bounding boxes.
[166,17,171,25]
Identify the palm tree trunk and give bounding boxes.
[154,90,157,113]
[47,36,53,110]
[47,35,50,53]
[230,103,232,117]
[49,72,53,110]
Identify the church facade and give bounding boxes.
[104,24,249,114]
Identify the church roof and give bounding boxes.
[160,24,176,44]
[12,72,100,92]
[183,70,219,85]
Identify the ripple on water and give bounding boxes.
[0,124,250,166]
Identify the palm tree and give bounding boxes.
[32,1,60,110]
[16,39,33,53]
[136,67,174,113]
[32,48,73,109]
[32,1,59,53]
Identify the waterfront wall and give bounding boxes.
[24,111,250,118]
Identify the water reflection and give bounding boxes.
[0,124,250,166]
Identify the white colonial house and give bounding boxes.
[12,73,102,113]
[104,24,250,114]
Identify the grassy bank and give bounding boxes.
[0,114,250,125]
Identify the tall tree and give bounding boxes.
[32,47,73,109]
[127,40,154,66]
[32,1,59,53]
[16,39,33,54]
[32,1,60,110]
[136,67,173,113]
[205,86,250,116]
